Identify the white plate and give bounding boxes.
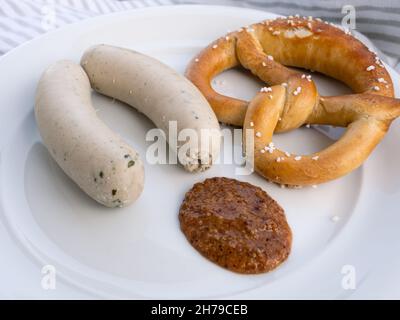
[1,5,400,299]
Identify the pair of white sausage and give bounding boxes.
[35,45,221,208]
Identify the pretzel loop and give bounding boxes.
[186,17,400,185]
[236,30,318,132]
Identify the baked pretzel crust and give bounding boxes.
[186,16,400,186]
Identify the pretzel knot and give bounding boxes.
[186,16,400,186]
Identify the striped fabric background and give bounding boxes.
[0,0,174,55]
[0,0,399,71]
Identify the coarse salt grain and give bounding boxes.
[195,58,199,62]
[250,121,254,127]
[293,86,302,95]
[312,156,319,160]
[212,44,218,49]
[260,86,272,92]
[366,65,375,71]
[262,61,267,67]
[265,143,276,154]
[265,147,274,154]
[267,55,274,61]
[285,151,291,157]
[294,156,302,161]
[373,86,380,91]
[255,132,262,137]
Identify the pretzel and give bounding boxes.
[186,16,400,186]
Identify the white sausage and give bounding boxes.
[81,45,221,172]
[35,60,145,208]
